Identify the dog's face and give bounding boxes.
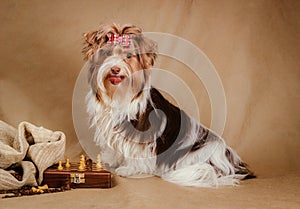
[83,24,157,105]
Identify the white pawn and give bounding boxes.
[80,154,86,169]
[57,160,63,171]
[78,160,85,171]
[65,158,71,169]
[96,154,102,170]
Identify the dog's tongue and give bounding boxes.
[109,77,122,85]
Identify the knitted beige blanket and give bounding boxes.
[0,121,65,190]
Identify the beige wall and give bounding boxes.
[0,0,299,175]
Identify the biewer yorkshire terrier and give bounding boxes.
[83,23,254,187]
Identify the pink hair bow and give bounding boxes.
[107,33,132,47]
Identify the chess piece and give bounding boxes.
[80,159,86,170]
[38,185,49,190]
[86,159,93,171]
[80,154,85,161]
[57,160,63,171]
[78,160,85,171]
[31,187,38,193]
[65,158,71,169]
[96,154,103,170]
[31,186,45,194]
[80,154,86,169]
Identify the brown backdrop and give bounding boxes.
[0,0,299,178]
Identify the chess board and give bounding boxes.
[43,163,112,189]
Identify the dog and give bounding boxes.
[82,23,254,187]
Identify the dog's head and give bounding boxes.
[83,23,157,105]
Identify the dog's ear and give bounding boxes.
[84,31,98,44]
[82,30,101,60]
[121,24,157,69]
[82,24,120,60]
[136,36,157,69]
[82,28,110,60]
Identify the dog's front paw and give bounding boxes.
[115,166,135,177]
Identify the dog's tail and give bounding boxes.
[161,144,255,187]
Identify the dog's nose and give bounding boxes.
[111,66,121,74]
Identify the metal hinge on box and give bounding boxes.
[70,173,85,184]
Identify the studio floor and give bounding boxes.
[1,172,299,209]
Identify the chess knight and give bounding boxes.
[83,23,254,187]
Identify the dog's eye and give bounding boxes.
[106,51,112,56]
[126,53,132,59]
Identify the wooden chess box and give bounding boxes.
[43,163,112,189]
